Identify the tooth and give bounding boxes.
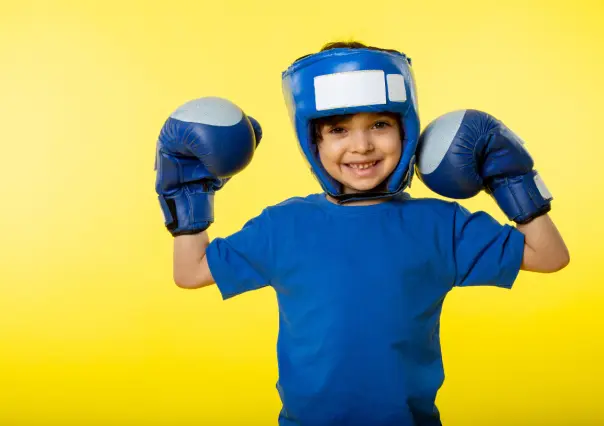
[349,161,377,169]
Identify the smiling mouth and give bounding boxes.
[344,160,380,170]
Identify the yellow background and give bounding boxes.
[1,0,602,424]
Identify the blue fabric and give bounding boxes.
[205,193,525,426]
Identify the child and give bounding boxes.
[155,41,569,426]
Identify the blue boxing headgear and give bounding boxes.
[282,48,420,202]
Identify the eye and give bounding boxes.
[373,121,392,129]
[328,126,346,134]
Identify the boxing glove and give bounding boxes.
[155,97,262,236]
[416,109,552,224]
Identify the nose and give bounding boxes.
[349,130,374,154]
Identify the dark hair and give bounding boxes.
[294,40,400,63]
[302,41,403,143]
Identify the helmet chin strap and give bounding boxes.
[335,192,397,204]
[336,181,390,203]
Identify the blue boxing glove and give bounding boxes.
[416,109,552,224]
[154,97,262,236]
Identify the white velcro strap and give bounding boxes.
[314,70,387,111]
[533,173,552,200]
[386,74,407,102]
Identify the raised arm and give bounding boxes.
[173,231,214,289]
[416,109,570,275]
[154,97,262,289]
[516,214,569,272]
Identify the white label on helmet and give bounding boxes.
[386,74,407,102]
[533,173,553,200]
[314,70,386,111]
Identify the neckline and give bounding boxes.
[313,192,407,215]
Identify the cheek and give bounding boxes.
[379,135,402,158]
[317,141,344,165]
[376,137,402,175]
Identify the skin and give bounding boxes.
[316,112,401,206]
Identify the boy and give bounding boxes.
[155,41,569,425]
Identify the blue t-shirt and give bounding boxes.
[205,193,524,426]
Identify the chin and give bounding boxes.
[344,178,388,194]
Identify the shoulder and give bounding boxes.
[269,193,324,208]
[263,193,325,217]
[402,194,502,224]
[231,194,325,232]
[398,193,462,216]
[395,193,500,233]
[245,194,326,242]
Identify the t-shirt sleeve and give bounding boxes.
[205,209,273,300]
[452,202,525,289]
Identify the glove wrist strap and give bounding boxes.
[488,170,553,224]
[158,185,214,236]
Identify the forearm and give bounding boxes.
[173,231,214,288]
[516,214,570,272]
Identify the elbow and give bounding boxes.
[555,248,571,271]
[172,256,213,289]
[173,271,213,289]
[173,274,198,289]
[545,248,571,273]
[173,278,189,289]
[523,247,570,273]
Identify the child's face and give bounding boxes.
[316,112,402,194]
